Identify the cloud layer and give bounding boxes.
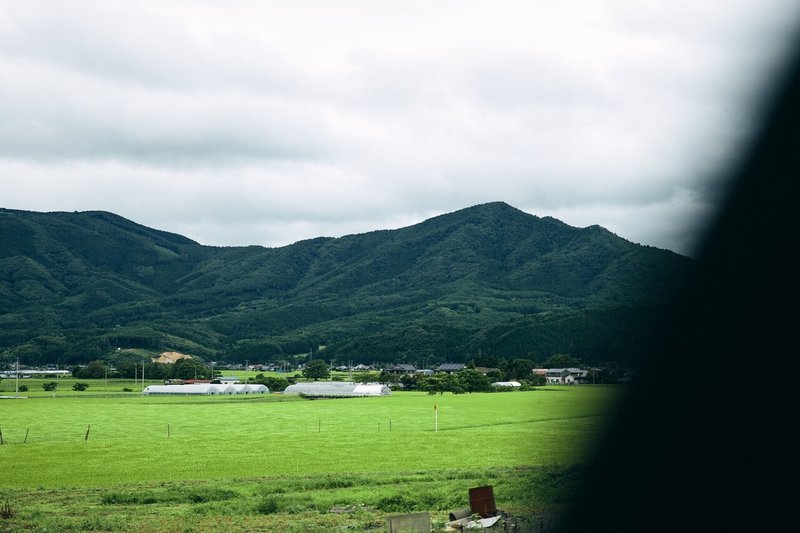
[2,1,799,256]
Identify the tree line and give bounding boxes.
[71,358,212,381]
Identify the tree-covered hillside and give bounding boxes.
[0,202,691,368]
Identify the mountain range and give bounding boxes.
[0,202,691,368]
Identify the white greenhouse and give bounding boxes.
[228,384,269,394]
[144,384,224,395]
[491,381,522,388]
[282,381,391,397]
[142,383,269,395]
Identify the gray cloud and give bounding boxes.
[2,0,799,257]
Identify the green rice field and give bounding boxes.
[0,385,625,532]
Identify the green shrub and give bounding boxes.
[254,496,279,514]
[101,492,160,505]
[1,500,14,519]
[185,488,238,503]
[73,382,89,391]
[375,494,416,512]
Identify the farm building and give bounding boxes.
[144,384,225,395]
[545,368,574,384]
[387,364,416,374]
[437,363,466,373]
[229,384,269,394]
[142,383,268,395]
[283,381,391,397]
[491,381,522,387]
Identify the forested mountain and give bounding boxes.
[0,202,691,368]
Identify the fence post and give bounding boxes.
[24,429,29,444]
[84,425,90,441]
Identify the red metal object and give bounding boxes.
[469,485,497,518]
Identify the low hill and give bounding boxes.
[0,202,691,368]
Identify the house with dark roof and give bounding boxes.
[545,368,573,384]
[567,368,590,383]
[387,364,417,374]
[437,363,466,373]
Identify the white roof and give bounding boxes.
[229,384,269,393]
[283,381,391,397]
[491,381,522,387]
[352,384,390,396]
[144,384,225,395]
[143,383,270,395]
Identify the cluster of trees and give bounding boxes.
[302,360,330,381]
[250,373,292,392]
[368,356,564,394]
[387,367,546,395]
[419,369,492,394]
[71,358,212,381]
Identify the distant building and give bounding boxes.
[387,364,416,374]
[566,368,590,383]
[491,381,522,388]
[283,381,391,397]
[143,383,268,395]
[543,368,591,384]
[437,363,466,373]
[545,368,574,384]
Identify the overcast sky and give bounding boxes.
[2,1,799,257]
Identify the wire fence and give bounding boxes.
[0,415,550,446]
[0,424,164,445]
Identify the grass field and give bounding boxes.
[0,384,625,532]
